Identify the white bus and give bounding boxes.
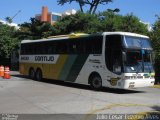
[19,32,155,89]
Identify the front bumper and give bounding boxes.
[122,79,155,89]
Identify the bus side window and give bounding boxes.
[21,44,25,55]
[52,43,56,54]
[47,46,52,54]
[26,44,31,55]
[68,40,77,54]
[77,40,85,54]
[41,45,45,54]
[56,41,67,54]
[92,36,102,54]
[85,36,102,54]
[86,37,92,54]
[45,42,53,54]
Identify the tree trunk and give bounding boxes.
[91,0,100,15]
[92,3,98,15]
[89,5,94,14]
[78,1,84,13]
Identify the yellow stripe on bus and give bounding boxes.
[19,55,68,80]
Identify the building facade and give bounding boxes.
[35,6,62,25]
[35,6,77,25]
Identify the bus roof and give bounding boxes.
[103,32,149,39]
[21,37,69,44]
[21,32,149,44]
[21,33,90,44]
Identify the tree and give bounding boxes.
[17,18,56,40]
[54,12,100,34]
[57,0,112,14]
[149,16,160,84]
[5,17,12,23]
[150,16,160,58]
[120,13,148,34]
[54,11,148,36]
[0,23,18,60]
[54,11,148,35]
[97,11,148,34]
[97,10,123,32]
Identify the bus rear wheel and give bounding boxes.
[35,69,42,81]
[29,68,35,79]
[90,75,102,90]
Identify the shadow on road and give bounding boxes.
[151,106,160,112]
[11,74,145,94]
[12,74,29,79]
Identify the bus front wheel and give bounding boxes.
[90,75,102,90]
[35,69,43,81]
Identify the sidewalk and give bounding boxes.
[10,71,20,75]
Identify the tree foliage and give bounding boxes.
[120,14,148,34]
[0,23,18,59]
[98,11,148,34]
[55,12,100,34]
[15,11,148,40]
[149,16,160,84]
[150,16,160,60]
[17,18,56,40]
[57,0,112,14]
[5,17,12,23]
[55,11,148,35]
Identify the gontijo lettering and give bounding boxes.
[35,56,54,62]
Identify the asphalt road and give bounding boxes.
[0,71,159,120]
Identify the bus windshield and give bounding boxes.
[123,36,152,50]
[124,50,154,73]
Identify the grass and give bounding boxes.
[152,85,160,88]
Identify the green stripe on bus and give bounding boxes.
[65,54,89,82]
[58,55,77,80]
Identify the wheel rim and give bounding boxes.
[92,77,102,89]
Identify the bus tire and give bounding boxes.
[29,68,35,79]
[90,75,102,90]
[35,69,43,81]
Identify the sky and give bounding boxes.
[0,0,160,25]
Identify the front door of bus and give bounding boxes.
[105,35,123,86]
